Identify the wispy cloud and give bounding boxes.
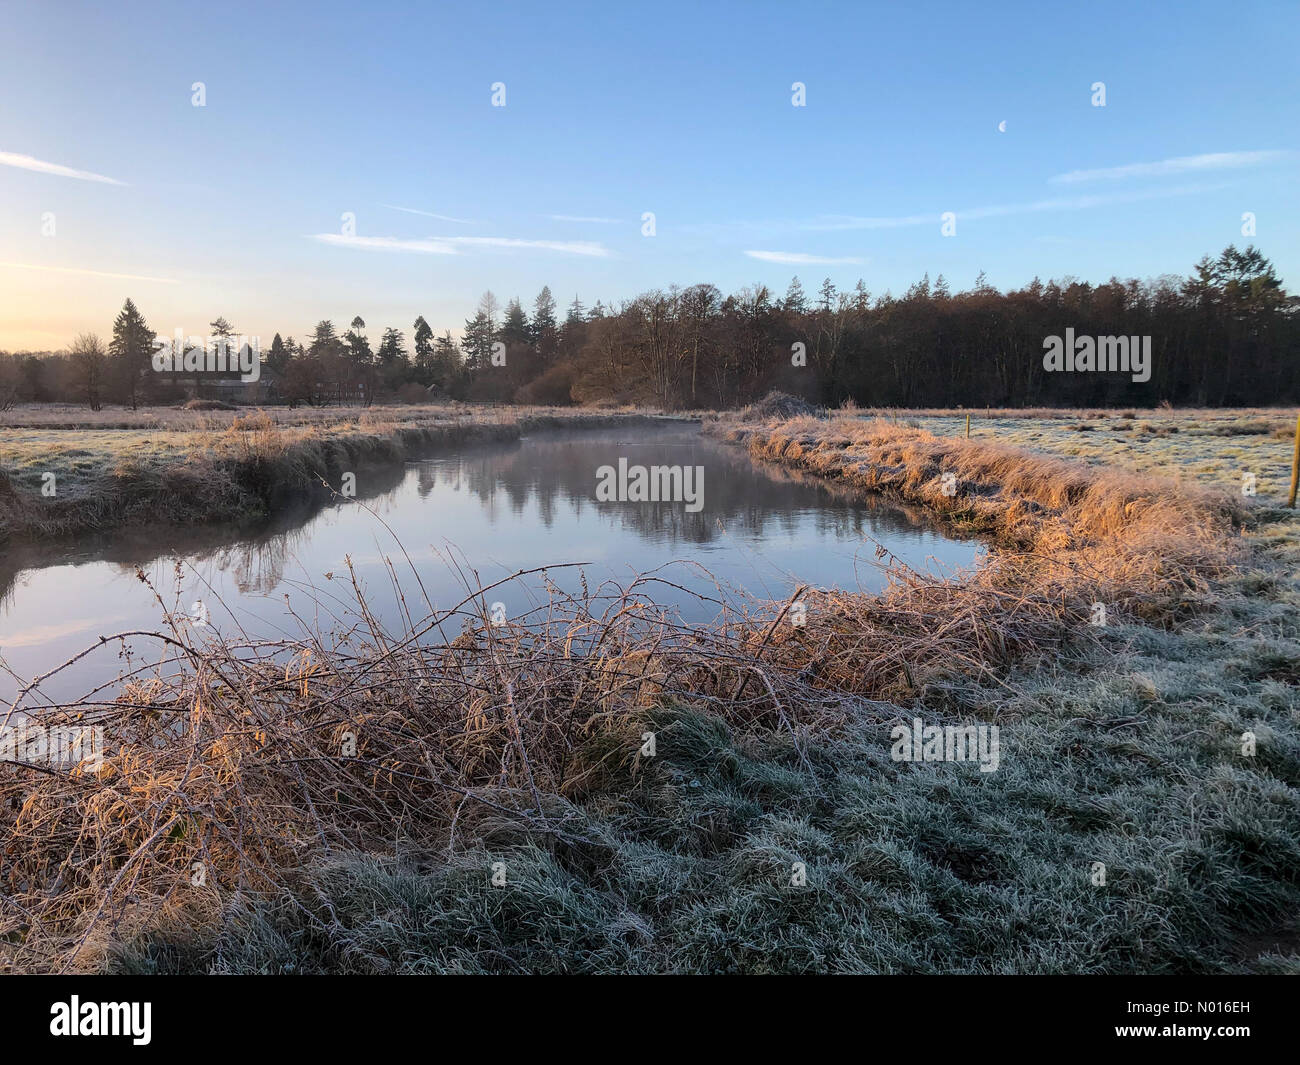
[1049,150,1288,185]
[548,214,621,224]
[0,151,125,185]
[310,234,457,254]
[798,214,930,232]
[380,203,475,224]
[744,250,864,265]
[801,184,1226,231]
[447,236,609,256]
[0,262,178,283]
[310,234,610,257]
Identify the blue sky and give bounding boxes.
[1,0,1297,350]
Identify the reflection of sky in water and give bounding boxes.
[0,425,983,704]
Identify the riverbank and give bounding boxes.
[2,410,1298,973]
[0,404,681,544]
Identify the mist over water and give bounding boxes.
[0,424,981,705]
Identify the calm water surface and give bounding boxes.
[1,424,982,704]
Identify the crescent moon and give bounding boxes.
[997,120,1007,133]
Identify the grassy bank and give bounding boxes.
[2,410,1298,973]
[858,406,1299,503]
[0,404,676,544]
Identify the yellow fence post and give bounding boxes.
[965,413,971,439]
[1289,411,1300,508]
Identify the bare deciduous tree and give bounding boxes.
[69,333,107,410]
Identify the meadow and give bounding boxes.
[1,401,1298,973]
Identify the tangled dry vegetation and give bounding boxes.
[0,415,1290,974]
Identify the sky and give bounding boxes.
[1,0,1297,351]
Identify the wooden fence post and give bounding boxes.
[1288,411,1300,508]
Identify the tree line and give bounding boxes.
[1,246,1295,410]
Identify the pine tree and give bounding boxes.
[461,291,498,374]
[373,327,407,399]
[532,286,558,363]
[309,320,340,357]
[108,297,155,409]
[307,320,346,403]
[345,331,371,362]
[413,315,435,382]
[376,327,406,366]
[344,317,372,375]
[267,333,289,375]
[210,316,234,344]
[433,330,461,392]
[561,294,589,361]
[500,298,530,347]
[784,276,807,314]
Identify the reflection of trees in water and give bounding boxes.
[416,462,439,499]
[416,428,965,548]
[0,458,410,606]
[117,466,411,597]
[0,428,973,615]
[191,526,306,594]
[100,521,311,605]
[0,557,28,614]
